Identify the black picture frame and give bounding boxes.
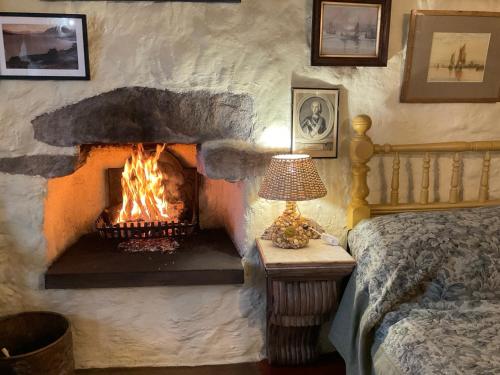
[0,12,90,80]
[311,0,392,66]
[291,87,340,159]
[46,0,240,2]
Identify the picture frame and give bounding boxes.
[292,88,340,159]
[0,12,90,80]
[401,10,500,103]
[50,0,240,2]
[311,0,392,66]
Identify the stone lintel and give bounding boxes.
[32,87,255,147]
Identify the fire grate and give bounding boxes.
[96,215,196,240]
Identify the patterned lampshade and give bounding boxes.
[258,154,327,201]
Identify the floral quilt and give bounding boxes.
[330,206,500,375]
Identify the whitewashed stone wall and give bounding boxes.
[1,0,500,369]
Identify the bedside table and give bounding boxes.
[256,238,356,366]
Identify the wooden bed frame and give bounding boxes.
[347,115,500,229]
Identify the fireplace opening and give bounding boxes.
[44,144,243,289]
[96,144,198,248]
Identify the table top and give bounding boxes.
[256,238,356,277]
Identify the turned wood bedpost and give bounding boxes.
[348,115,374,229]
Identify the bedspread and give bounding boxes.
[330,206,500,375]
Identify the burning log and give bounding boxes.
[117,144,184,224]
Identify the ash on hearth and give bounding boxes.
[118,238,180,253]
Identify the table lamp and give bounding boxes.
[259,154,327,249]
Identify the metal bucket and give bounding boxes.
[0,311,74,375]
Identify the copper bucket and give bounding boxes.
[0,311,74,375]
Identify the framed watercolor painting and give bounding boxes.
[401,10,500,103]
[311,0,392,66]
[0,12,90,80]
[292,88,339,159]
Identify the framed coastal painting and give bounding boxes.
[401,10,500,103]
[292,88,339,159]
[0,13,90,80]
[311,0,392,66]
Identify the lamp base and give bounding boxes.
[262,201,321,249]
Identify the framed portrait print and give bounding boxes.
[0,13,90,80]
[292,88,339,159]
[311,0,392,66]
[401,10,500,103]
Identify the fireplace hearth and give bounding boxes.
[45,230,243,289]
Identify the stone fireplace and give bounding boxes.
[0,86,279,368]
[0,87,278,291]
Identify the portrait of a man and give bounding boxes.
[300,100,328,138]
[292,88,339,158]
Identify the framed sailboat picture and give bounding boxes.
[401,10,500,103]
[0,12,90,80]
[311,0,392,66]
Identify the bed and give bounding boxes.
[330,115,500,375]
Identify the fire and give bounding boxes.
[118,144,174,223]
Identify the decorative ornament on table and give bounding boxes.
[259,154,327,249]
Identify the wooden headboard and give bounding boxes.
[347,115,500,228]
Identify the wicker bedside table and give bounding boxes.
[256,238,356,366]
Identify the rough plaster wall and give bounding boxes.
[1,0,500,369]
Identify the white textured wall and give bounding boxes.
[1,0,500,369]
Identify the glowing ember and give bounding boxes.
[117,144,182,223]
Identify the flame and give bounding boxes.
[118,144,173,223]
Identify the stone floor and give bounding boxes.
[76,353,346,375]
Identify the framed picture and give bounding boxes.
[311,0,392,66]
[401,10,500,103]
[51,0,240,2]
[0,12,90,80]
[292,88,339,159]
